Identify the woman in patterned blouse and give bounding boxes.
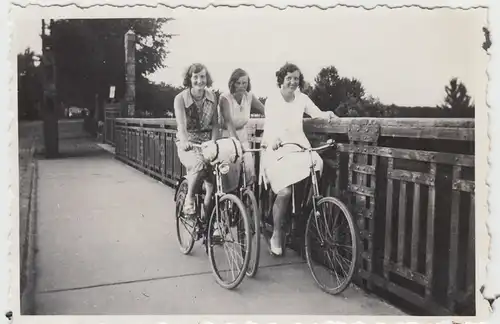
[174,63,237,216]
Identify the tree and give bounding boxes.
[135,79,182,117]
[334,96,366,117]
[50,18,175,116]
[18,48,43,120]
[439,78,474,111]
[309,65,366,113]
[302,81,314,96]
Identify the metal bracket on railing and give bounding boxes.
[347,119,380,143]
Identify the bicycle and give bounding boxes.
[174,141,252,290]
[234,145,267,278]
[257,139,360,295]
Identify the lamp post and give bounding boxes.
[41,19,59,158]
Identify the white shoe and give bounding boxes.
[270,234,282,256]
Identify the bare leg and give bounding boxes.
[271,186,292,255]
[203,179,214,219]
[184,170,204,215]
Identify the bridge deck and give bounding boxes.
[28,120,404,315]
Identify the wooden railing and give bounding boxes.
[104,103,122,145]
[112,116,475,316]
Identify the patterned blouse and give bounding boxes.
[176,88,218,143]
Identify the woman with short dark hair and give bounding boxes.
[261,62,339,255]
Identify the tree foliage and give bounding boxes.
[306,66,474,118]
[439,78,474,110]
[18,48,43,120]
[135,80,182,117]
[50,18,174,113]
[308,66,366,117]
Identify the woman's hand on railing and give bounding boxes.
[328,111,339,122]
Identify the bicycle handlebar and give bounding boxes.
[243,147,267,153]
[188,142,265,153]
[188,139,335,153]
[278,139,336,152]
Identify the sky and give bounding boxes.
[15,6,488,107]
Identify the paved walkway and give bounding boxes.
[32,129,405,315]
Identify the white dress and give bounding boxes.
[220,91,253,149]
[261,89,330,194]
[219,91,256,191]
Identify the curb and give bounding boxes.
[20,145,38,315]
[96,143,116,155]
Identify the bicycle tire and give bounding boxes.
[305,196,360,295]
[258,187,275,250]
[207,193,251,289]
[241,188,261,277]
[175,179,195,255]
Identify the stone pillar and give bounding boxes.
[124,30,136,117]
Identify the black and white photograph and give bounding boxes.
[10,2,490,322]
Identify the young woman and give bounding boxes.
[174,63,236,216]
[261,63,338,255]
[219,68,265,190]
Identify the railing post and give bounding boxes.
[139,120,144,168]
[347,119,380,290]
[124,121,128,160]
[160,122,166,181]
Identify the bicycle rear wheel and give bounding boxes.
[207,193,251,289]
[241,188,260,277]
[175,179,195,255]
[305,196,359,295]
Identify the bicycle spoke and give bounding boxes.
[324,249,341,285]
[331,250,349,278]
[222,243,239,281]
[208,193,251,289]
[305,197,358,295]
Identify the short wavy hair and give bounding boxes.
[182,63,213,88]
[228,68,252,93]
[275,62,305,90]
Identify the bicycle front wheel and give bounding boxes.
[175,179,196,255]
[305,196,359,295]
[207,193,251,289]
[241,188,260,277]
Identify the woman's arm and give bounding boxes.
[304,94,338,120]
[250,93,266,116]
[211,103,220,141]
[173,94,191,150]
[261,96,282,149]
[174,94,188,142]
[219,96,238,138]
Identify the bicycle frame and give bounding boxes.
[277,140,336,244]
[190,143,235,230]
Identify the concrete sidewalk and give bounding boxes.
[33,140,405,315]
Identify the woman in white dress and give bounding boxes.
[219,68,265,191]
[261,63,338,255]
